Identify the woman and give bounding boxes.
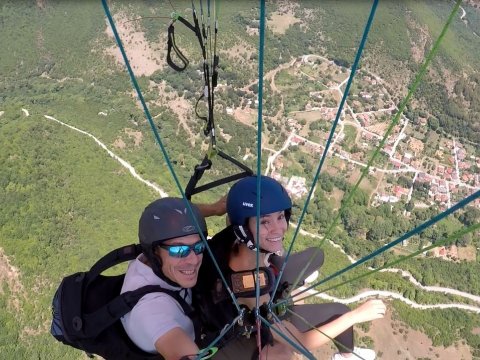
[196,175,386,360]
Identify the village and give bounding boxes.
[225,54,480,263]
[247,54,480,214]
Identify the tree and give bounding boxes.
[427,117,439,131]
[249,83,258,94]
[398,175,413,188]
[456,233,472,247]
[366,218,393,241]
[320,178,333,192]
[341,206,368,236]
[458,206,480,226]
[405,201,414,212]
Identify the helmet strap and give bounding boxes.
[146,250,183,288]
[263,252,273,267]
[233,225,282,265]
[233,225,256,251]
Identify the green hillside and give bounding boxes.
[0,111,148,357]
[1,1,479,359]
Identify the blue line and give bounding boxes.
[101,0,241,313]
[270,0,380,305]
[296,188,480,296]
[255,0,266,312]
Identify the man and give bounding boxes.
[121,197,218,360]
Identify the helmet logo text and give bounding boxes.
[183,225,195,232]
[242,202,253,208]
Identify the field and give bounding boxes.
[1,0,480,358]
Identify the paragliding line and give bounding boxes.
[271,0,380,306]
[285,188,480,303]
[101,0,242,314]
[254,0,267,354]
[305,222,480,300]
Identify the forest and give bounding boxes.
[1,0,480,359]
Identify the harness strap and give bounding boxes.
[163,8,254,199]
[190,9,206,59]
[194,93,208,126]
[166,23,189,71]
[83,285,193,338]
[86,244,142,285]
[166,11,204,72]
[212,54,219,88]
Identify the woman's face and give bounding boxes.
[247,210,288,254]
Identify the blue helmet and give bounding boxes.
[227,175,292,226]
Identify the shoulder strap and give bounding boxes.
[197,227,234,288]
[83,285,193,339]
[86,244,142,285]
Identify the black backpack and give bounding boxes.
[50,244,192,359]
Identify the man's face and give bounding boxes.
[155,234,203,288]
[248,210,287,254]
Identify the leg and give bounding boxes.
[213,334,296,360]
[213,336,257,360]
[289,302,354,352]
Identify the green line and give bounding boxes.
[259,315,316,359]
[197,313,243,359]
[286,309,367,360]
[270,311,311,355]
[319,0,463,251]
[278,0,379,304]
[300,222,479,302]
[286,190,479,303]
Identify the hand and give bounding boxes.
[351,299,386,324]
[211,194,227,216]
[196,195,227,218]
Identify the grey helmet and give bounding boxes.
[139,197,207,286]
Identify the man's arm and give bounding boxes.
[154,327,199,360]
[195,195,227,218]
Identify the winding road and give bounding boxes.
[10,108,478,314]
[292,225,480,313]
[43,115,169,198]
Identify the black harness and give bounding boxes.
[193,227,293,353]
[51,244,202,359]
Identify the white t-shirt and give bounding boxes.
[121,254,195,354]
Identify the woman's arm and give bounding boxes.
[271,299,386,351]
